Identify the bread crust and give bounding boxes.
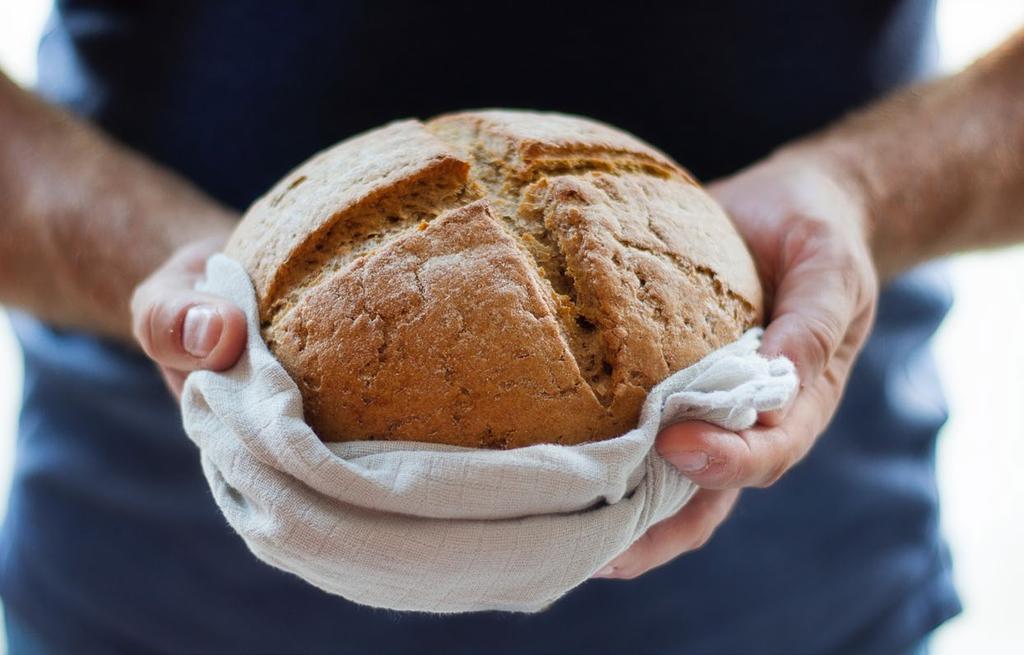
[226,110,762,448]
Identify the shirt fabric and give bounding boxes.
[0,1,961,653]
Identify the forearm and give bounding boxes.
[0,71,236,341]
[785,27,1024,280]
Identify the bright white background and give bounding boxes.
[0,1,1022,652]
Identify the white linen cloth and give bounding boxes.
[182,254,797,613]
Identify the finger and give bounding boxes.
[592,489,740,580]
[756,395,795,428]
[761,221,863,397]
[170,235,230,274]
[657,347,855,489]
[758,290,874,427]
[132,287,247,372]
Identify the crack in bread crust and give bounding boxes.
[236,111,763,448]
[421,119,756,410]
[263,158,477,336]
[422,122,684,406]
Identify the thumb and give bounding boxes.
[132,284,247,373]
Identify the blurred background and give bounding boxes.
[0,1,1021,652]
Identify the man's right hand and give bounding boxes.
[594,147,878,580]
[130,237,248,399]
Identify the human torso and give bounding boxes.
[1,1,958,652]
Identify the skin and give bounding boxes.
[600,26,1024,579]
[0,71,246,392]
[1,27,1022,581]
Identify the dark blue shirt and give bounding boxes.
[0,1,960,653]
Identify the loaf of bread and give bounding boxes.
[226,110,762,449]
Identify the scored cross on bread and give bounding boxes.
[226,110,762,448]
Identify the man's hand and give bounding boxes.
[596,26,1024,579]
[131,237,248,399]
[594,150,878,579]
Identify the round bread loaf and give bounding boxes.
[225,110,763,449]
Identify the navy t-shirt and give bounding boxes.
[1,1,961,653]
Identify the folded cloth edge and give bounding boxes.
[182,254,798,613]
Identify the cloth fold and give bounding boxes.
[182,254,797,613]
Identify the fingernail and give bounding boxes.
[183,305,222,358]
[592,565,615,578]
[668,450,709,473]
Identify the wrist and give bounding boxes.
[39,133,237,339]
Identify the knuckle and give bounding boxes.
[779,214,836,262]
[696,442,745,487]
[783,215,871,298]
[704,436,754,488]
[757,458,790,488]
[795,313,842,376]
[615,563,645,580]
[720,454,747,488]
[786,213,834,241]
[611,533,656,579]
[616,569,642,581]
[690,525,716,551]
[755,428,802,488]
[834,252,861,289]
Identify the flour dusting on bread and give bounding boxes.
[226,110,762,448]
